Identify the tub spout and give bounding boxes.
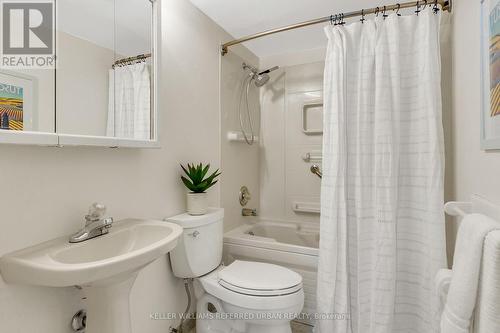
[242,208,257,217]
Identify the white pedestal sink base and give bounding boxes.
[0,219,182,333]
[84,273,139,333]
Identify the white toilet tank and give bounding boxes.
[166,208,224,278]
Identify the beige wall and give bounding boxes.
[0,0,235,331]
[451,0,500,203]
[448,0,500,264]
[56,32,115,136]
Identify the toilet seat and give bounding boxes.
[198,261,304,311]
[218,260,302,296]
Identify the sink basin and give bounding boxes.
[0,219,182,286]
[0,219,183,333]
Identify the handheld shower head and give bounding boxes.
[254,74,270,87]
[253,66,279,86]
[238,63,279,145]
[242,63,279,87]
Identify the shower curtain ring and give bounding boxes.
[383,6,388,19]
[360,9,365,23]
[340,13,345,25]
[415,1,421,15]
[375,7,380,17]
[433,0,440,13]
[330,14,334,25]
[396,3,402,16]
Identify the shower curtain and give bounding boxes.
[107,62,151,140]
[317,8,446,333]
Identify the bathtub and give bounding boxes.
[223,220,319,325]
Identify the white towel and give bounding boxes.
[474,230,500,332]
[441,213,500,333]
[435,268,453,310]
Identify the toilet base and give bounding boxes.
[196,294,299,333]
[246,324,292,333]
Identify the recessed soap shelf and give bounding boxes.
[227,131,259,143]
[301,100,323,135]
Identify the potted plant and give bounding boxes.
[180,163,221,215]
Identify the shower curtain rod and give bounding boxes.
[112,53,152,68]
[221,0,452,56]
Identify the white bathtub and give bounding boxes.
[223,220,319,325]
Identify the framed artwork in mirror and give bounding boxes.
[481,0,500,149]
[0,72,36,132]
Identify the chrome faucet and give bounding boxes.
[69,203,114,243]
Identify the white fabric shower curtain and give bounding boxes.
[107,62,151,140]
[317,9,446,333]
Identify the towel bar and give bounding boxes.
[445,195,500,221]
[444,201,472,217]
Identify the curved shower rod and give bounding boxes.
[221,0,452,55]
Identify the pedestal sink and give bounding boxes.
[0,219,182,333]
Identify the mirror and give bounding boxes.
[0,0,157,146]
[57,0,154,141]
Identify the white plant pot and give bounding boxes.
[187,192,208,215]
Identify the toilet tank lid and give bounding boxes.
[165,208,224,228]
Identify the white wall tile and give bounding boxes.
[260,62,324,225]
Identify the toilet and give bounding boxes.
[167,208,304,333]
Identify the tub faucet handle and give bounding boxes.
[239,186,252,206]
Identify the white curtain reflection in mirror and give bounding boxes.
[107,61,150,140]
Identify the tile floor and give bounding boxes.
[291,321,314,333]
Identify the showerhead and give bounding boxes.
[254,74,270,87]
[242,63,279,87]
[253,66,279,87]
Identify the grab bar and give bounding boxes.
[302,150,322,163]
[310,165,322,179]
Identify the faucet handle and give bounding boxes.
[85,203,106,223]
[101,217,113,227]
[97,217,114,232]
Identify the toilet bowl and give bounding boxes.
[196,262,304,333]
[166,209,305,333]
